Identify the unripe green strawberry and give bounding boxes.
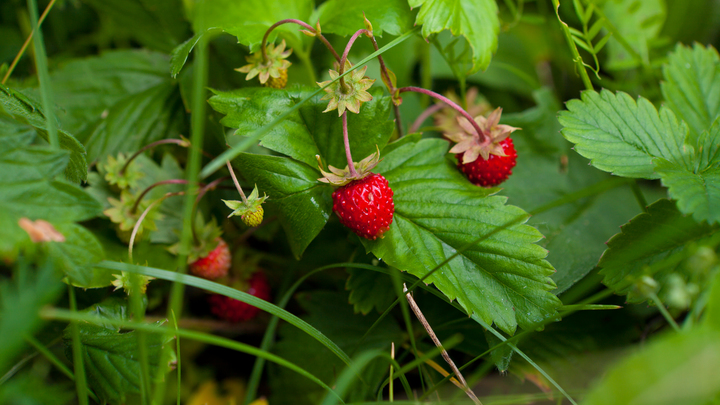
[241,206,264,227]
[264,69,288,89]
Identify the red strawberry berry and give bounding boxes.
[208,271,271,322]
[456,137,517,187]
[332,173,394,240]
[189,238,231,280]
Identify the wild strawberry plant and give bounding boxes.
[1,0,719,404]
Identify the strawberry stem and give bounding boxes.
[131,179,191,214]
[119,138,190,176]
[191,176,230,245]
[261,19,341,64]
[399,87,491,145]
[338,29,371,93]
[226,161,248,204]
[364,33,403,137]
[128,191,184,263]
[409,103,444,134]
[342,112,359,178]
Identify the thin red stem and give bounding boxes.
[261,19,341,63]
[398,87,490,145]
[409,103,444,134]
[367,35,403,136]
[120,139,188,175]
[342,112,358,177]
[338,29,372,91]
[191,176,230,244]
[131,179,190,214]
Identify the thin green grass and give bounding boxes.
[26,0,57,149]
[67,285,89,405]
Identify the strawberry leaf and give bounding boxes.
[409,0,499,73]
[346,267,396,314]
[661,43,720,139]
[62,298,175,405]
[363,138,561,335]
[0,126,102,259]
[194,0,313,53]
[317,0,414,37]
[233,153,333,259]
[598,199,718,303]
[0,84,87,183]
[558,89,690,179]
[49,223,110,289]
[209,87,394,168]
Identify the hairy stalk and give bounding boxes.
[399,87,489,144]
[342,112,359,177]
[2,0,57,84]
[409,103,444,134]
[120,138,190,175]
[261,18,341,63]
[226,160,247,203]
[403,284,481,405]
[129,192,184,263]
[339,29,371,92]
[131,179,190,214]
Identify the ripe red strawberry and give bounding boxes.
[332,173,394,240]
[190,238,231,280]
[208,271,271,322]
[456,137,517,187]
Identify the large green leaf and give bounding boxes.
[234,153,333,258]
[49,223,109,289]
[654,117,720,224]
[558,89,690,179]
[0,129,102,258]
[603,0,666,70]
[582,327,720,405]
[317,0,414,37]
[193,0,313,52]
[48,50,172,136]
[501,89,660,294]
[0,84,87,183]
[81,0,189,52]
[63,297,174,405]
[363,139,561,335]
[409,0,499,73]
[209,86,394,168]
[661,43,720,139]
[598,199,718,302]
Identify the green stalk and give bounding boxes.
[552,0,594,91]
[27,0,57,149]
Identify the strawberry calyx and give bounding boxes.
[316,146,381,186]
[168,215,223,263]
[236,39,292,86]
[434,87,490,134]
[222,185,268,227]
[104,190,162,243]
[111,271,155,295]
[317,60,375,116]
[446,107,520,164]
[100,152,144,191]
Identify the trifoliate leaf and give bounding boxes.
[558,89,690,179]
[363,139,561,335]
[63,298,175,405]
[598,199,718,303]
[661,43,720,139]
[0,84,87,183]
[409,0,499,73]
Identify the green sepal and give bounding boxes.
[222,185,268,218]
[167,215,222,262]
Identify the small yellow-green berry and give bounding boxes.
[242,206,264,227]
